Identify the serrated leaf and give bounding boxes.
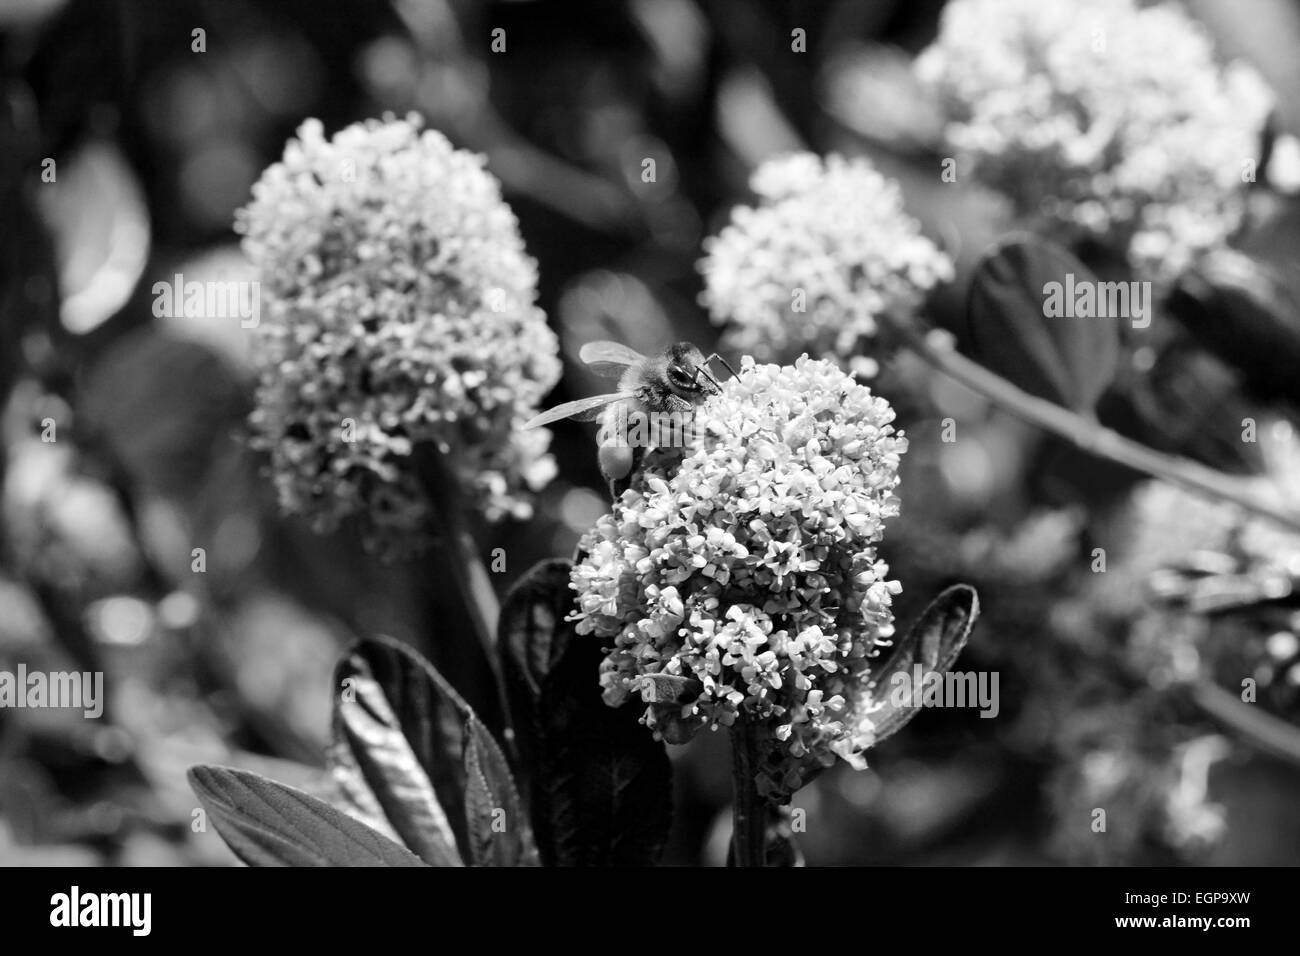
[535,631,673,866]
[330,649,464,867]
[463,718,539,867]
[334,637,472,858]
[968,235,1119,413]
[187,765,427,867]
[499,558,672,865]
[499,558,577,779]
[866,585,980,745]
[1167,248,1300,405]
[332,636,535,866]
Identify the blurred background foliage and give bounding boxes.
[1,0,1299,865]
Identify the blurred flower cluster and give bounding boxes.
[698,154,953,375]
[1045,698,1228,864]
[238,116,561,553]
[571,356,908,798]
[1119,469,1300,699]
[917,0,1272,277]
[1037,441,1300,862]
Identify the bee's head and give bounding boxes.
[665,342,721,397]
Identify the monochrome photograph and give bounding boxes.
[0,0,1292,929]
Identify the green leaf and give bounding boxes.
[332,636,536,866]
[866,585,980,745]
[187,765,427,867]
[499,558,577,776]
[968,235,1119,413]
[1167,248,1300,406]
[500,558,672,865]
[536,629,674,866]
[463,717,538,866]
[330,648,464,867]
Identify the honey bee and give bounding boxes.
[523,341,734,497]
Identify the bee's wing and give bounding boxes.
[579,340,646,380]
[523,392,634,429]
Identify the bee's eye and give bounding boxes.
[668,365,693,387]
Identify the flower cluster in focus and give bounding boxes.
[916,0,1273,278]
[238,115,560,553]
[698,154,953,376]
[570,356,908,798]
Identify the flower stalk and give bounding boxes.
[418,445,515,751]
[730,716,768,868]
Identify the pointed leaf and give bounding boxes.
[536,629,673,866]
[463,718,539,867]
[188,765,427,867]
[332,636,535,866]
[1167,248,1300,405]
[333,637,472,858]
[330,649,464,866]
[968,235,1120,413]
[499,559,576,775]
[866,585,980,744]
[501,558,673,865]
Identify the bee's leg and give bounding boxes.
[692,364,723,394]
[665,394,693,413]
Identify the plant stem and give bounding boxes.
[418,446,515,750]
[730,717,768,867]
[439,506,504,674]
[888,318,1300,535]
[1191,681,1300,768]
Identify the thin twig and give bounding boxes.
[1190,681,1300,768]
[888,317,1300,536]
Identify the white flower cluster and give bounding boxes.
[238,116,560,553]
[698,153,953,374]
[570,356,908,798]
[916,0,1273,277]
